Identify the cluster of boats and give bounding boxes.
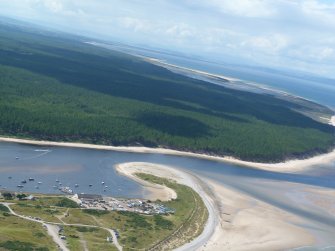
[15,177,42,189]
[4,176,111,195]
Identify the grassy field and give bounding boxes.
[0,173,208,251]
[63,173,208,250]
[62,226,117,251]
[0,20,334,162]
[135,173,208,250]
[0,212,57,251]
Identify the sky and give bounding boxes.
[0,0,335,78]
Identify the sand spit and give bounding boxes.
[115,162,217,251]
[330,115,335,126]
[114,162,315,251]
[115,163,177,201]
[1,136,335,173]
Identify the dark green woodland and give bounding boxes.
[0,21,334,162]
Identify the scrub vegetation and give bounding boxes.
[0,22,334,162]
[0,173,208,250]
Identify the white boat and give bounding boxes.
[59,186,73,194]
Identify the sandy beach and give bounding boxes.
[115,163,177,201]
[1,136,334,173]
[115,162,316,251]
[330,115,335,126]
[115,162,218,251]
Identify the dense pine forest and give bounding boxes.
[0,21,334,162]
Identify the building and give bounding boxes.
[77,194,103,203]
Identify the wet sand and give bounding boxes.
[115,162,316,251]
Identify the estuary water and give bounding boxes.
[0,142,335,249]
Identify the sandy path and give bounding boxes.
[1,136,335,173]
[0,203,122,251]
[1,203,69,251]
[45,223,69,251]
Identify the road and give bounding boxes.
[0,202,122,251]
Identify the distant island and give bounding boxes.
[0,21,334,162]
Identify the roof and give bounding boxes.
[77,194,103,200]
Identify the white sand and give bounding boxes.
[1,136,334,173]
[115,162,217,251]
[330,115,335,126]
[115,163,177,201]
[203,179,314,251]
[114,162,315,251]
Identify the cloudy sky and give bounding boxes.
[0,0,335,78]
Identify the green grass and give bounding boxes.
[135,173,208,250]
[0,204,9,212]
[82,209,109,216]
[0,212,57,251]
[55,198,80,208]
[0,171,207,250]
[0,22,334,162]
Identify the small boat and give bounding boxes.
[56,179,60,183]
[89,184,93,187]
[28,178,35,181]
[8,176,12,179]
[52,185,57,189]
[21,180,27,184]
[38,181,42,184]
[17,185,24,188]
[105,185,108,188]
[101,181,105,185]
[59,186,73,194]
[15,157,19,160]
[75,184,79,187]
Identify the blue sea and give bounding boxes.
[101,42,335,110]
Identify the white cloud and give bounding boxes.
[0,0,334,77]
[166,23,195,39]
[302,0,335,23]
[241,34,289,54]
[118,17,151,32]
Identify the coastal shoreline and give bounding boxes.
[0,136,334,173]
[115,162,217,251]
[114,162,315,251]
[115,163,177,201]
